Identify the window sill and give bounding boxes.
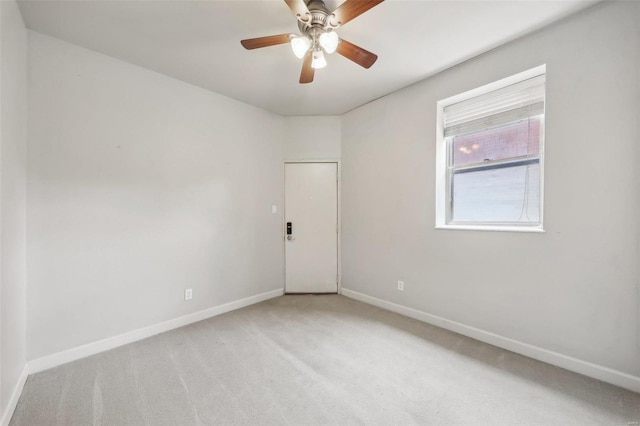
[435,224,545,233]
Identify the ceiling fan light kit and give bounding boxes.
[241,0,384,84]
[291,35,312,58]
[311,49,327,69]
[319,31,339,54]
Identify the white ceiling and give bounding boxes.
[18,0,597,116]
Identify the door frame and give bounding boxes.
[283,160,341,294]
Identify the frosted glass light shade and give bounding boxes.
[290,36,311,59]
[311,50,327,69]
[319,31,339,54]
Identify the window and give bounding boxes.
[435,66,546,232]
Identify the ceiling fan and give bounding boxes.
[241,0,384,84]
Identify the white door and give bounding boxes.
[285,162,338,293]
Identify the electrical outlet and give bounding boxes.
[185,288,193,301]
[397,281,404,291]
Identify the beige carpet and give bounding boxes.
[10,295,640,425]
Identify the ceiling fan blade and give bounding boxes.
[241,34,291,50]
[330,0,384,27]
[336,39,378,69]
[299,52,314,84]
[284,0,311,22]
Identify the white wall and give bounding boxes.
[283,116,340,160]
[0,0,28,419]
[27,33,284,361]
[341,1,640,377]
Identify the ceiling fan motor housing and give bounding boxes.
[298,0,334,32]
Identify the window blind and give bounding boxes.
[444,74,545,137]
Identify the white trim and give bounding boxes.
[283,158,341,163]
[435,224,545,233]
[337,162,341,294]
[341,288,640,394]
[1,366,28,426]
[438,65,547,109]
[434,104,447,228]
[27,288,284,374]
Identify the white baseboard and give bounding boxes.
[1,366,28,426]
[341,288,640,394]
[27,288,284,374]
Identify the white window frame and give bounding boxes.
[435,65,546,233]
